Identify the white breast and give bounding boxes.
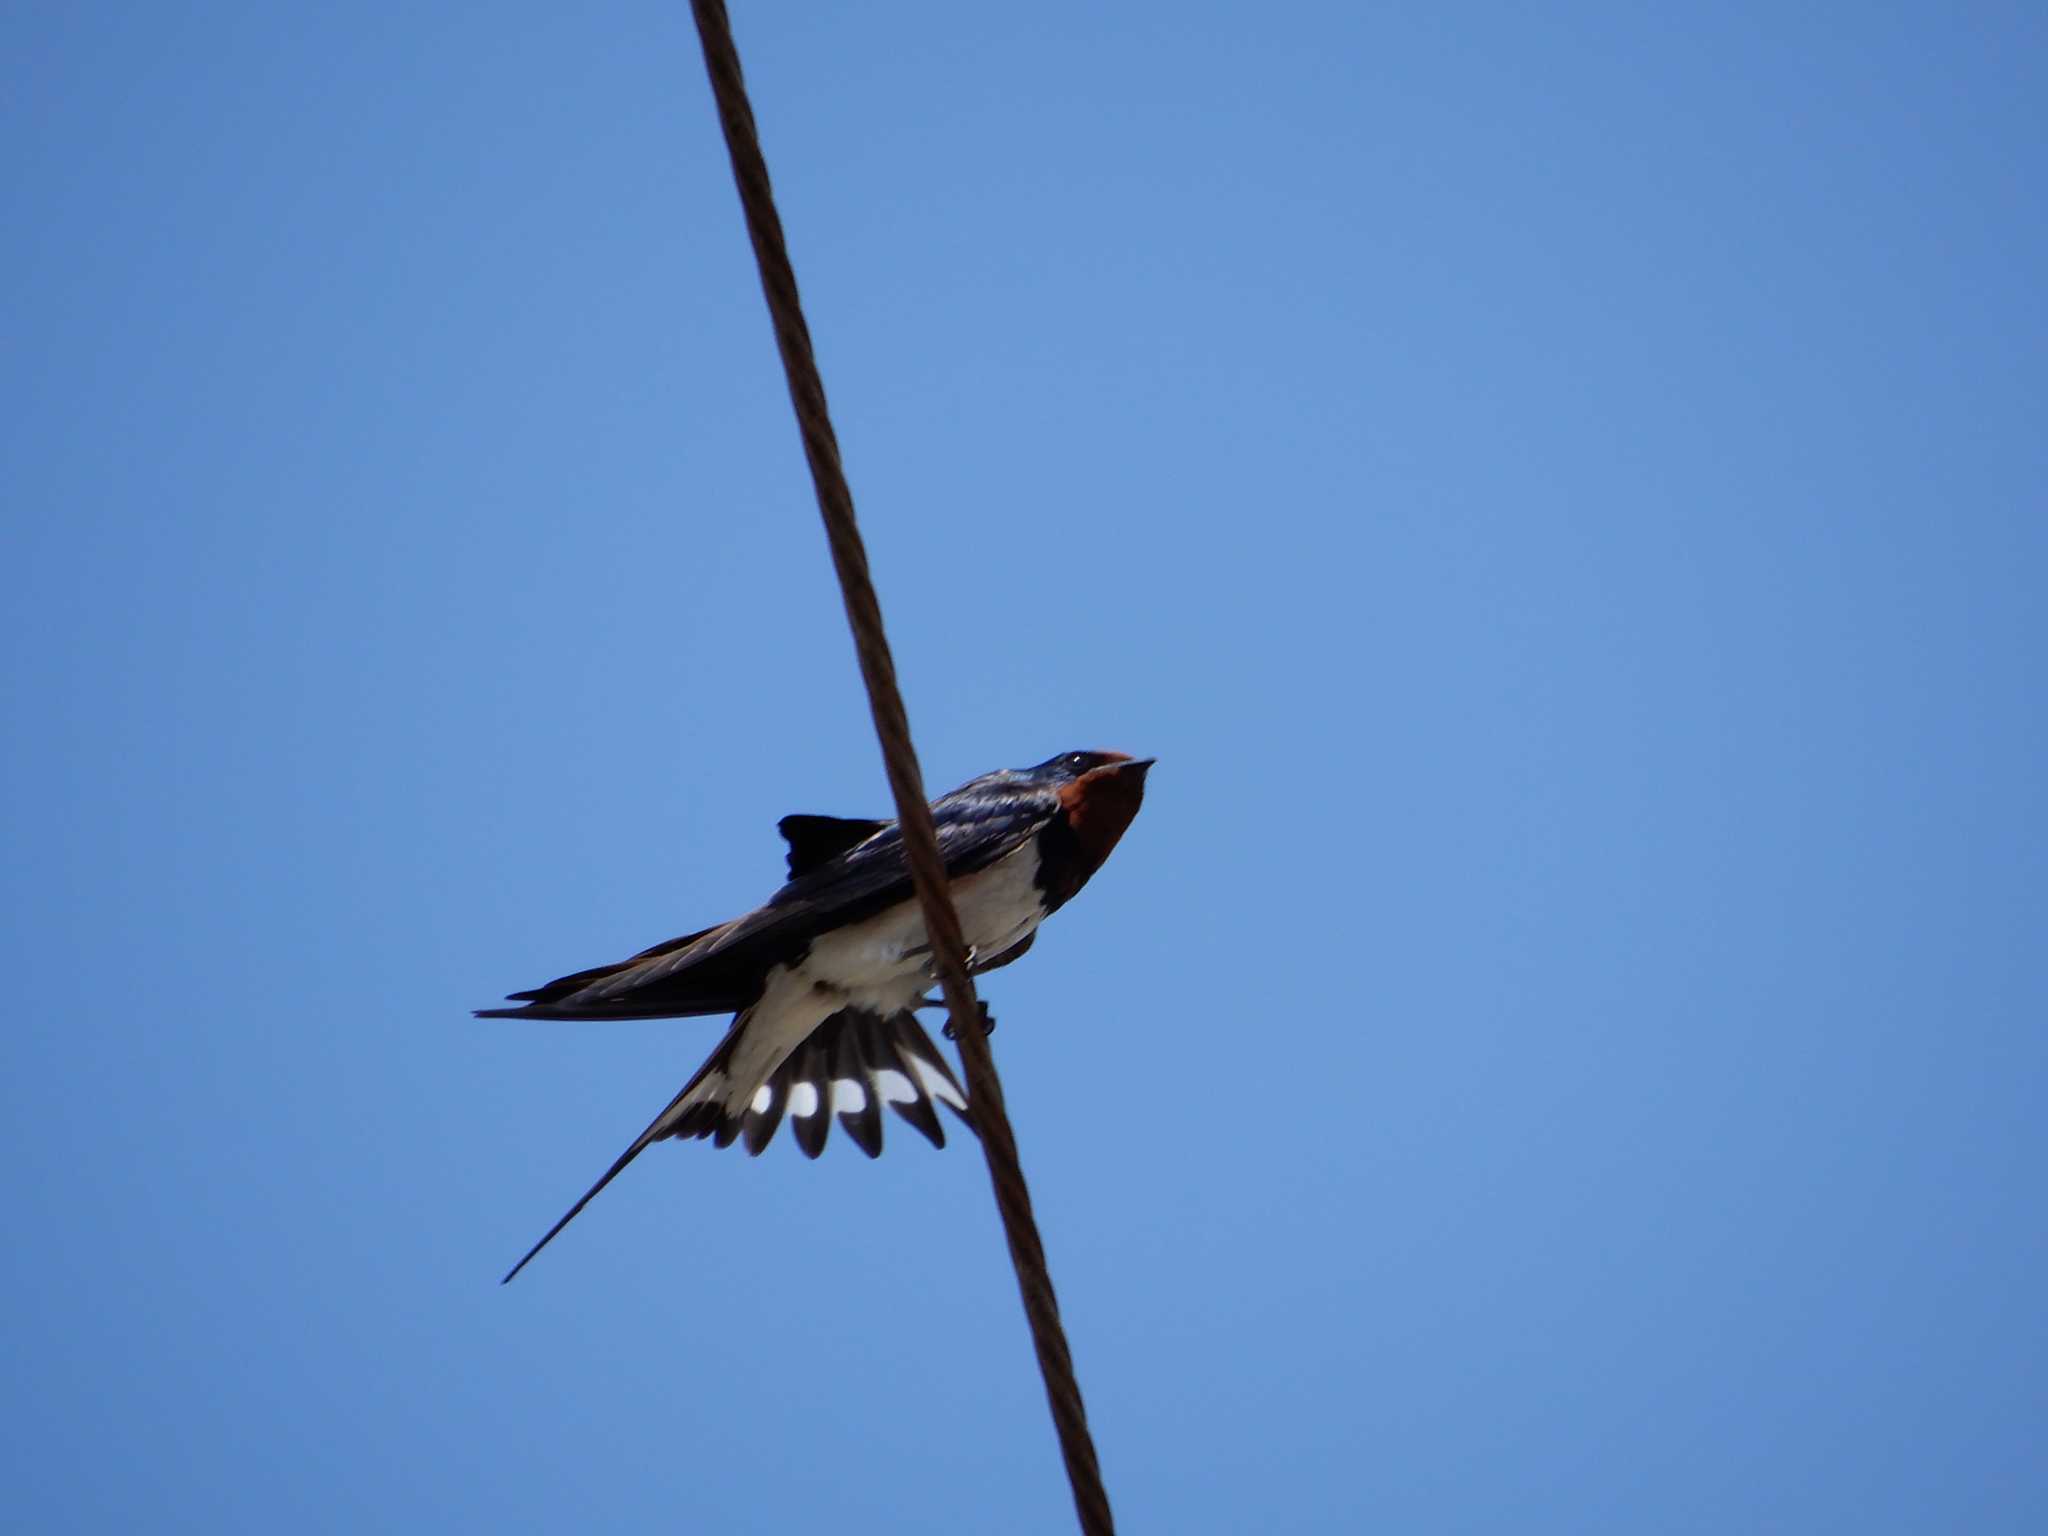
[714,840,1047,1111]
[799,837,1047,1001]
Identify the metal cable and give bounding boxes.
[685,5,1116,1532]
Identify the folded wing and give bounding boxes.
[477,775,1060,1021]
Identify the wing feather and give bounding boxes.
[479,777,1059,1021]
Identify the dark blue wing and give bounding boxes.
[478,772,1057,1020]
[778,814,889,878]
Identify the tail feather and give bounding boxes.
[496,1009,747,1284]
[677,1007,969,1161]
[500,1007,971,1282]
[786,1034,832,1158]
[832,1020,885,1157]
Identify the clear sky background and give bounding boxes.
[4,4,2043,1532]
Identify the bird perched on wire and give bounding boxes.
[482,748,1153,1282]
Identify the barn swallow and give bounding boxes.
[483,749,1152,1283]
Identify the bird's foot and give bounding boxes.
[943,1001,997,1040]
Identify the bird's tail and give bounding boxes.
[499,1007,971,1283]
[672,1006,972,1159]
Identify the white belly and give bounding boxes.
[718,840,1045,1108]
[801,838,1046,997]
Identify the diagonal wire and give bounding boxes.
[685,4,1116,1532]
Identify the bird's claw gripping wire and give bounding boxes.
[943,1000,997,1040]
[915,995,996,1034]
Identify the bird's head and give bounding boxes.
[1027,751,1154,898]
[1025,749,1156,789]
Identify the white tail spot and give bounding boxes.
[910,1055,967,1110]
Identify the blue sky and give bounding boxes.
[4,3,2043,1531]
